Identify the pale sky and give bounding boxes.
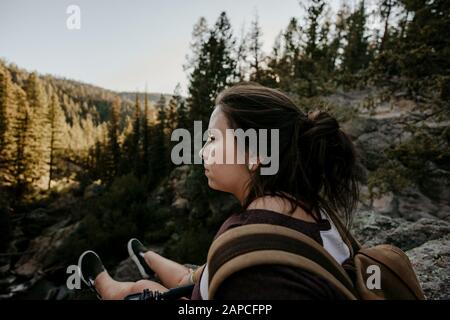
[0,0,365,96]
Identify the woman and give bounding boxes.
[78,83,361,300]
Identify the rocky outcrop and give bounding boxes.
[406,237,450,300]
[351,210,450,299]
[13,219,80,277]
[0,205,80,299]
[335,89,450,222]
[352,210,450,250]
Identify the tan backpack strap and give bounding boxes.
[207,224,357,299]
[209,249,357,300]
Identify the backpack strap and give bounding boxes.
[207,223,358,300]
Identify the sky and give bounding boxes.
[0,0,360,96]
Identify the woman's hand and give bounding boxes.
[177,263,206,286]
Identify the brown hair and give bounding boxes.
[215,82,361,227]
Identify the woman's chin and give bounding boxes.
[207,178,218,190]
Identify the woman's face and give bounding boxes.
[199,106,251,202]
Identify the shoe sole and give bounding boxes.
[78,250,98,287]
[127,239,150,279]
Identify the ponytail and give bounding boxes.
[297,109,360,227]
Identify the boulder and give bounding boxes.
[352,210,450,251]
[406,236,450,300]
[13,219,80,278]
[113,257,147,282]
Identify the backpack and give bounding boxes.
[206,215,426,300]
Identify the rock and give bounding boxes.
[351,210,403,246]
[45,285,73,300]
[13,219,80,278]
[113,245,164,282]
[352,210,450,251]
[353,210,450,299]
[21,208,61,238]
[168,166,192,199]
[113,257,146,282]
[342,116,378,140]
[396,186,448,221]
[416,162,450,203]
[385,218,450,251]
[354,132,391,170]
[371,192,395,214]
[358,184,450,222]
[0,256,10,275]
[406,236,450,300]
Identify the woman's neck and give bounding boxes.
[246,194,318,223]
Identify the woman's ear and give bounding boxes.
[247,157,263,172]
[246,150,266,172]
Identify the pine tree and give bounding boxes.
[235,22,249,82]
[173,84,189,131]
[128,93,142,174]
[167,85,185,171]
[184,17,210,74]
[156,94,167,133]
[209,12,237,99]
[342,0,370,75]
[106,97,121,180]
[150,94,168,183]
[141,91,151,178]
[258,32,282,87]
[304,0,327,60]
[185,17,211,126]
[298,0,332,96]
[187,12,237,126]
[378,0,396,53]
[399,0,450,78]
[0,66,16,186]
[248,11,264,82]
[24,72,49,186]
[11,87,32,199]
[46,91,65,190]
[165,101,176,138]
[274,18,301,94]
[328,4,349,71]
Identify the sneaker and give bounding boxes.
[78,250,105,299]
[127,238,153,279]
